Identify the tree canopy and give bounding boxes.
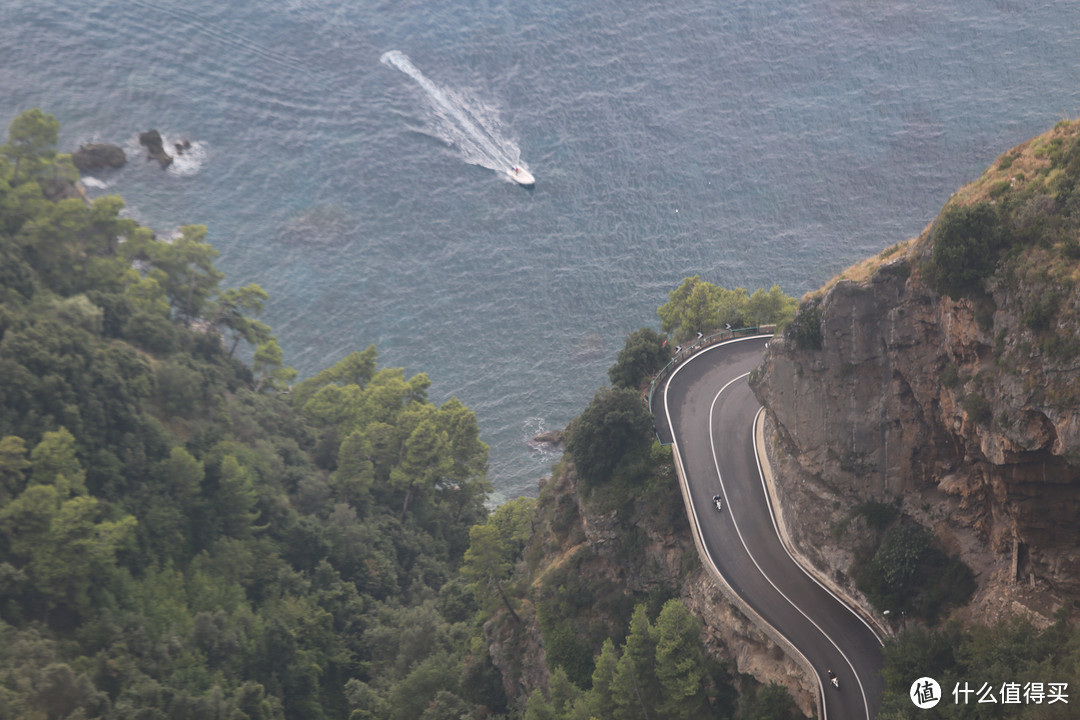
[563,386,654,490]
[0,109,500,720]
[657,276,797,342]
[925,202,1007,299]
[608,327,670,390]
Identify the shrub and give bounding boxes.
[1022,291,1060,332]
[878,242,903,259]
[564,387,654,490]
[1039,334,1080,361]
[854,520,976,622]
[941,362,960,389]
[854,501,899,531]
[608,327,669,390]
[1063,235,1080,259]
[988,179,1011,198]
[926,202,1007,299]
[961,393,992,426]
[786,301,823,351]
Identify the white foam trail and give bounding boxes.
[381,50,528,178]
[165,137,207,178]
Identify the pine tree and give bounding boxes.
[653,599,709,719]
[611,604,661,720]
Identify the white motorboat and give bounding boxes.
[509,166,535,186]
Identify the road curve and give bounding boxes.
[659,335,883,720]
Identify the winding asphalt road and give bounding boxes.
[658,335,884,720]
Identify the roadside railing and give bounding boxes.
[646,324,776,422]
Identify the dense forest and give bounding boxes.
[0,107,501,719]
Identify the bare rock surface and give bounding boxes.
[751,123,1080,617]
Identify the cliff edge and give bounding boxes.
[751,119,1080,624]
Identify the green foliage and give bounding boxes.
[537,597,596,689]
[1,108,61,185]
[149,224,225,325]
[533,546,633,688]
[1,104,1024,720]
[462,521,517,619]
[1062,235,1080,260]
[853,500,900,531]
[0,436,30,503]
[211,282,271,356]
[588,601,715,720]
[744,284,799,328]
[657,276,796,342]
[878,616,1080,719]
[926,202,1007,299]
[1022,289,1061,332]
[741,682,802,720]
[941,362,961,389]
[585,638,620,718]
[611,604,663,719]
[29,426,86,496]
[0,443,137,616]
[608,327,669,389]
[0,109,505,720]
[961,393,992,426]
[563,386,653,490]
[874,524,932,591]
[253,335,297,391]
[786,300,823,351]
[854,520,975,623]
[653,599,710,718]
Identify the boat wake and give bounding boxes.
[381,50,531,183]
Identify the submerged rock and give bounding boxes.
[529,429,564,448]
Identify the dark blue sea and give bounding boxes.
[3,0,1079,501]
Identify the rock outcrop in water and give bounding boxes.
[71,142,126,171]
[751,120,1080,621]
[138,129,172,168]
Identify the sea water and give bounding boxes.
[2,0,1079,501]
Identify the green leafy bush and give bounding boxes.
[786,300,823,351]
[940,362,961,388]
[608,327,669,389]
[854,520,975,623]
[657,277,796,342]
[961,393,992,426]
[854,500,900,530]
[925,202,1007,299]
[564,386,654,490]
[0,108,505,720]
[1022,290,1061,331]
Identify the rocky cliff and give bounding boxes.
[485,458,816,715]
[751,120,1080,622]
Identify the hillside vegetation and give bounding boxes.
[0,109,799,720]
[0,108,502,720]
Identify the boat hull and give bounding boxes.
[509,167,535,186]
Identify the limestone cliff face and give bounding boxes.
[751,122,1080,614]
